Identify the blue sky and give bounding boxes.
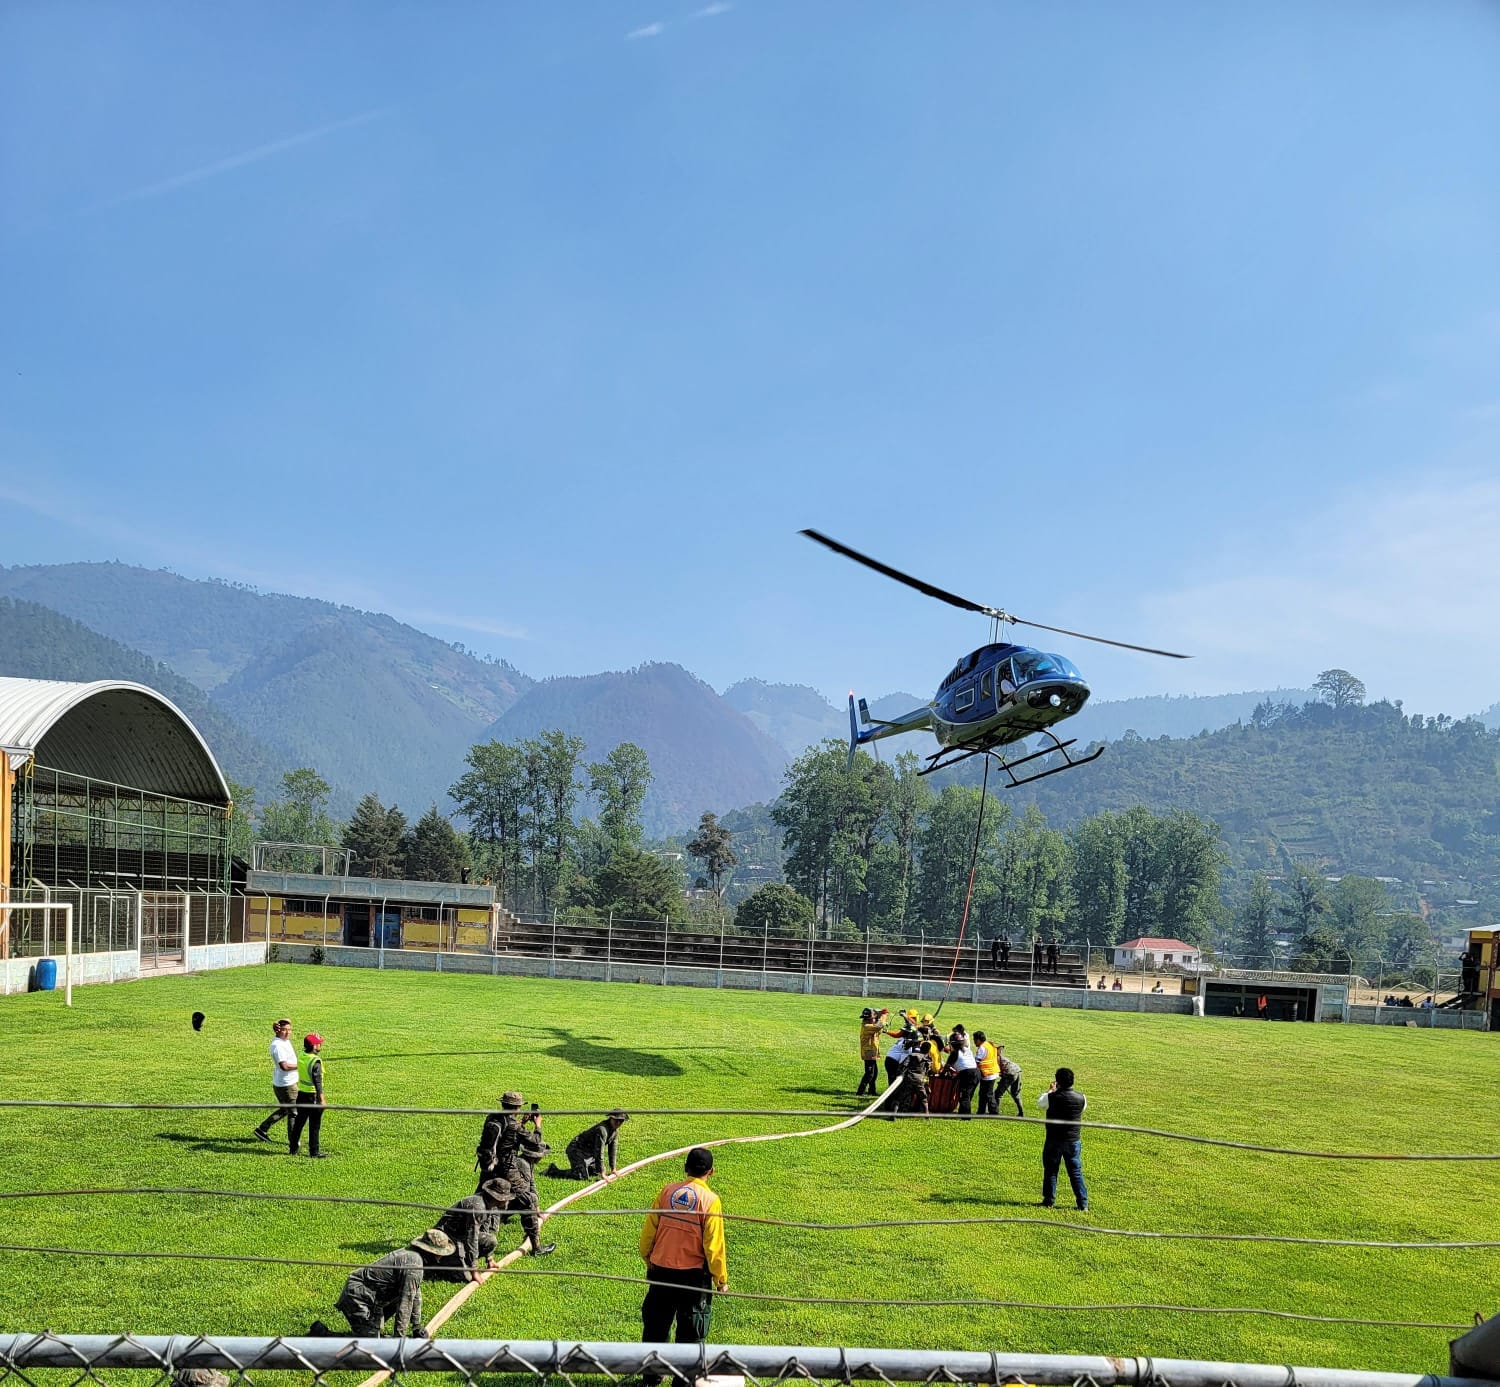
[3,2,1498,713]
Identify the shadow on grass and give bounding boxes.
[526,1028,686,1077]
[342,1240,402,1255]
[156,1131,288,1155]
[780,1085,863,1100]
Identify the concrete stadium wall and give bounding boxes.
[0,949,140,995]
[268,941,1199,1014]
[1346,1003,1487,1031]
[264,943,1493,1030]
[186,940,268,973]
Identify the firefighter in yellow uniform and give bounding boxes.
[639,1147,728,1382]
[857,1007,889,1095]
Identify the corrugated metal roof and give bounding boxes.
[0,677,230,805]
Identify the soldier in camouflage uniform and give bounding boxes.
[324,1244,428,1337]
[432,1177,515,1280]
[899,1042,932,1115]
[547,1110,629,1180]
[475,1090,555,1256]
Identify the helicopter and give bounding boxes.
[802,529,1190,786]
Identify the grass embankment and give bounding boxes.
[1,965,1495,1371]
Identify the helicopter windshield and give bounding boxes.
[1011,651,1082,684]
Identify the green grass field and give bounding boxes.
[1,964,1496,1373]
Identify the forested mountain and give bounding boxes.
[943,696,1500,890]
[0,597,284,795]
[0,562,530,813]
[721,680,929,758]
[1066,687,1316,745]
[483,663,789,836]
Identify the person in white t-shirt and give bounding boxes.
[942,1024,980,1116]
[253,1018,299,1142]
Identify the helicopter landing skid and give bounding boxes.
[921,730,1104,787]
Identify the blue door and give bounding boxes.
[377,908,403,949]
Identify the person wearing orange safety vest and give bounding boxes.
[639,1147,728,1381]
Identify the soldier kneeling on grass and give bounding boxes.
[546,1110,629,1180]
[432,1178,515,1281]
[309,1236,434,1338]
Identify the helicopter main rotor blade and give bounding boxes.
[799,529,999,618]
[1007,615,1190,660]
[801,528,1191,659]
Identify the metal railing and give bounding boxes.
[0,1334,1489,1387]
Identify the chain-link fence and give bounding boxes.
[0,1334,1487,1387]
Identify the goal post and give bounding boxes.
[0,900,74,1005]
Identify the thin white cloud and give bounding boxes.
[89,108,385,211]
[1135,472,1500,708]
[392,608,531,642]
[693,2,733,16]
[627,21,666,39]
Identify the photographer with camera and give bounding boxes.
[474,1090,556,1256]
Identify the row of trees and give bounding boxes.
[236,736,740,924]
[233,768,471,882]
[1233,864,1435,976]
[768,743,1225,944]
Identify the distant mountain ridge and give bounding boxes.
[0,596,284,796]
[486,663,790,835]
[0,562,530,813]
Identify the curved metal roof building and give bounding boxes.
[0,677,230,806]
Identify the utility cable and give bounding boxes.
[0,1245,1462,1332]
[933,752,990,1021]
[0,1189,1493,1250]
[4,1100,1496,1160]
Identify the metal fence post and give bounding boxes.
[761,917,769,991]
[718,912,725,987]
[863,922,871,997]
[606,911,613,983]
[662,913,669,985]
[919,929,925,1000]
[972,932,980,1003]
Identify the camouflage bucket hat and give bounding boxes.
[479,1177,514,1201]
[500,1090,524,1109]
[411,1228,456,1257]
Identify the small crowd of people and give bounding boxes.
[1381,994,1434,1009]
[274,1063,726,1366]
[988,936,1065,974]
[857,1005,1088,1210]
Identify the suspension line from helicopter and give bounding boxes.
[931,752,992,1021]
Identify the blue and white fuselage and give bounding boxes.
[849,642,1091,765]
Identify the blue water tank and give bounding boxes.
[35,958,57,991]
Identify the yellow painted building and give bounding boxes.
[243,870,496,952]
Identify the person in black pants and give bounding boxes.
[1038,1067,1088,1211]
[1045,942,1059,974]
[288,1032,327,1158]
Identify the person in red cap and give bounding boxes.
[288,1032,327,1158]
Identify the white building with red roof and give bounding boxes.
[1111,936,1202,969]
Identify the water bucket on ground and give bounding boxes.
[35,958,57,991]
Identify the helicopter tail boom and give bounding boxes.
[847,693,933,767]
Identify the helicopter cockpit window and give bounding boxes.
[955,687,975,712]
[1011,651,1062,683]
[980,671,992,701]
